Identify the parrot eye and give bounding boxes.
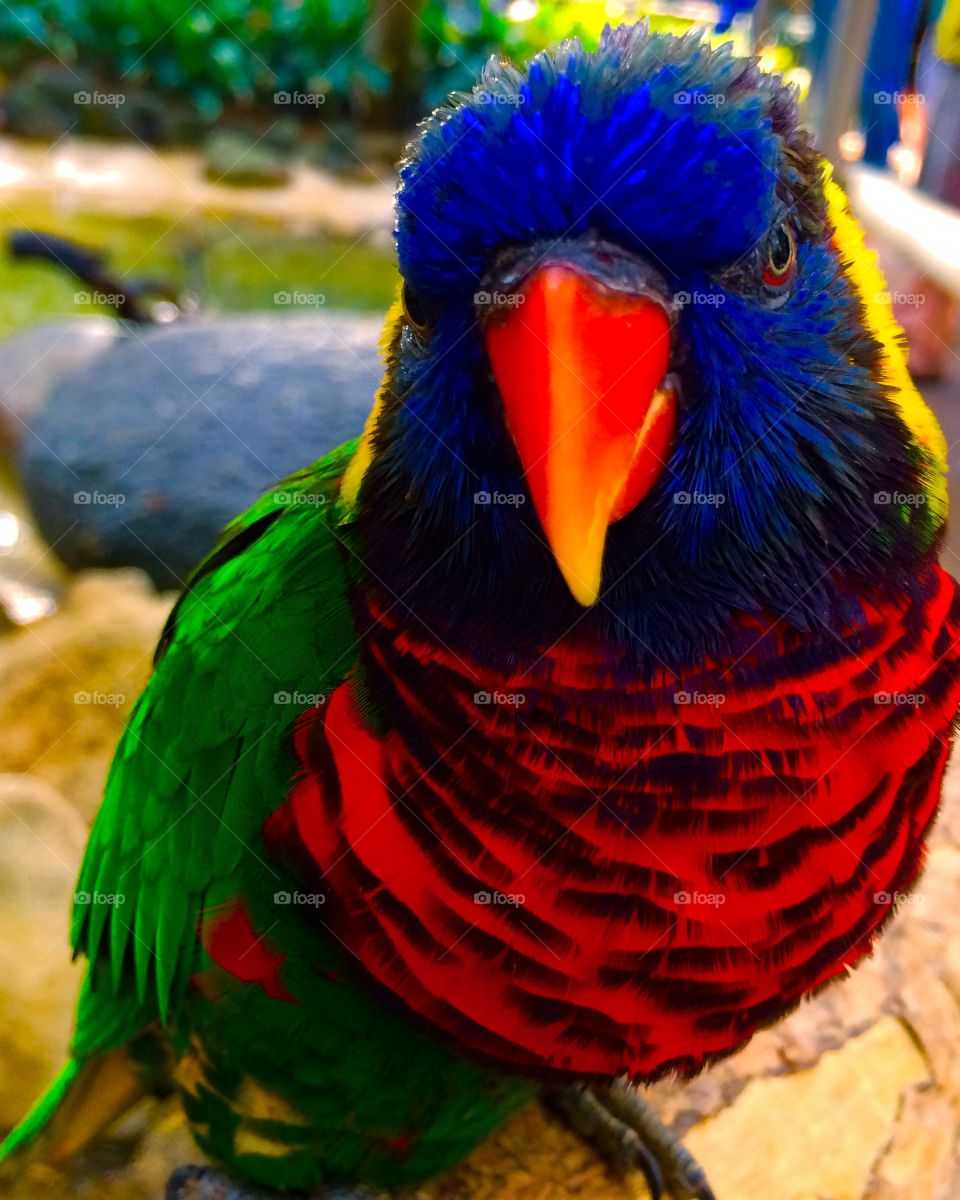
[762,223,797,289]
[402,282,431,338]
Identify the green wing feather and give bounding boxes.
[71,438,361,1043]
[4,434,533,1189]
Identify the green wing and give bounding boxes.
[71,439,361,1050]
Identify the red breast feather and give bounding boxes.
[271,565,960,1081]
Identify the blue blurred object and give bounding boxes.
[860,0,927,166]
[8,313,382,588]
[716,0,757,32]
[808,0,926,166]
[807,0,840,81]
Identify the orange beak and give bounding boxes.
[483,264,675,606]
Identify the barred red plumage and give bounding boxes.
[276,565,960,1080]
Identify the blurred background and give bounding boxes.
[1,2,960,1198]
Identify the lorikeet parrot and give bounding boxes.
[3,22,958,1200]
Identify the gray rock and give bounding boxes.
[14,312,382,588]
[0,318,121,453]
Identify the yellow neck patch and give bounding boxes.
[822,163,948,528]
[337,293,405,523]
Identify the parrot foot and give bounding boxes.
[543,1082,715,1200]
[165,1164,388,1200]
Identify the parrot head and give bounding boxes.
[344,23,948,666]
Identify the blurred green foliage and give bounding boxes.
[0,0,528,121]
[0,0,704,126]
[419,0,616,106]
[0,0,375,119]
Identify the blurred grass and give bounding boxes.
[0,201,397,341]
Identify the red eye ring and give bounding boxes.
[762,223,797,288]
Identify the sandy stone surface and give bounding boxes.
[1,567,959,1199]
[0,569,173,822]
[0,135,394,238]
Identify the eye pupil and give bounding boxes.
[763,223,796,289]
[771,228,791,271]
[402,282,430,334]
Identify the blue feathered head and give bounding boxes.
[349,23,947,667]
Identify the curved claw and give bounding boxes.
[543,1084,665,1196]
[669,1152,715,1200]
[687,1168,716,1200]
[632,1140,665,1200]
[594,1082,715,1200]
